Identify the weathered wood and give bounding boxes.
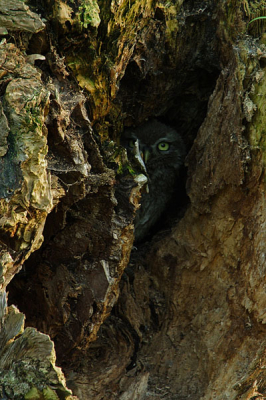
[0,0,45,33]
[0,303,77,399]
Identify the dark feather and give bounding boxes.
[122,119,185,241]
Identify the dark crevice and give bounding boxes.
[118,64,220,243]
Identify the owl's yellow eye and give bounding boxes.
[128,139,136,148]
[157,142,170,151]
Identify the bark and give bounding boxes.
[1,0,266,399]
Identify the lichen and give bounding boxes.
[0,307,74,400]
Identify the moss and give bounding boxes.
[235,37,266,176]
[101,139,139,177]
[78,0,101,28]
[42,387,60,400]
[59,0,184,125]
[157,2,180,46]
[249,73,266,157]
[24,387,42,400]
[24,386,65,400]
[245,0,266,36]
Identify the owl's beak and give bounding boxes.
[141,149,150,164]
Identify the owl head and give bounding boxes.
[121,119,185,174]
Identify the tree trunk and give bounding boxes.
[1,0,266,399]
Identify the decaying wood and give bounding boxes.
[0,0,45,34]
[0,303,77,399]
[2,0,266,399]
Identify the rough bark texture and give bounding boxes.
[1,0,266,399]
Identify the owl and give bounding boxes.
[122,119,185,242]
